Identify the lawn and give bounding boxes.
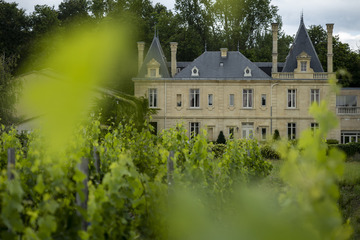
[262,160,360,239]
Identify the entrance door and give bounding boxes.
[242,123,254,139]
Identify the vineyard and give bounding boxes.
[0,101,354,239]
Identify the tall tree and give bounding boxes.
[58,0,90,23]
[214,0,280,51]
[0,1,29,63]
[174,0,212,60]
[30,5,60,36]
[0,55,18,125]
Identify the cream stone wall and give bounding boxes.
[134,78,339,141]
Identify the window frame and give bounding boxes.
[243,89,253,108]
[228,127,235,139]
[261,127,267,140]
[148,88,157,108]
[261,94,266,107]
[288,122,296,140]
[311,89,320,105]
[190,89,200,108]
[287,89,297,108]
[229,94,235,107]
[300,61,307,72]
[310,123,319,132]
[176,94,182,107]
[190,122,200,138]
[208,94,213,107]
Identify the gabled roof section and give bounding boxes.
[137,36,170,78]
[282,16,324,72]
[174,51,270,79]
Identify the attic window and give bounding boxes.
[220,62,224,67]
[146,58,161,78]
[244,66,252,77]
[191,66,199,77]
[301,61,306,72]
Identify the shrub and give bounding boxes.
[273,129,280,140]
[216,131,226,144]
[331,142,360,161]
[326,139,339,144]
[260,144,280,160]
[211,143,226,159]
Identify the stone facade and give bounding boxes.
[133,18,359,143]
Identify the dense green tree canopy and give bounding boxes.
[0,0,359,88]
[0,1,29,59]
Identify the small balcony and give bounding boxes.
[336,107,360,115]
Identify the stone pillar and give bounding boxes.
[326,23,334,73]
[170,42,178,77]
[137,41,145,72]
[272,23,278,74]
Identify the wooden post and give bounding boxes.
[93,146,100,175]
[76,157,89,231]
[7,148,15,180]
[167,151,174,186]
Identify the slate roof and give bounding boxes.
[137,36,170,78]
[282,17,324,72]
[254,62,284,76]
[174,51,270,79]
[166,61,191,68]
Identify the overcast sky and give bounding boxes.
[7,0,360,50]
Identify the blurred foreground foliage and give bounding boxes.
[0,94,354,239]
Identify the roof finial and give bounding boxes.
[300,10,304,24]
[154,23,157,38]
[205,41,207,51]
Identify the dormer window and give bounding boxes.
[191,66,199,77]
[146,58,161,78]
[220,62,224,67]
[300,61,306,72]
[244,66,252,77]
[220,48,228,58]
[150,69,156,77]
[295,51,313,74]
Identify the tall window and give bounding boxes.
[176,94,182,107]
[243,89,253,108]
[261,94,266,107]
[208,94,213,106]
[150,69,156,77]
[229,94,234,106]
[149,88,157,108]
[261,128,267,140]
[190,89,200,108]
[190,122,199,138]
[288,123,296,140]
[301,61,307,72]
[228,127,235,139]
[336,95,357,107]
[287,89,296,108]
[311,89,320,104]
[311,123,319,131]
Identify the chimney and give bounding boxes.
[220,48,228,58]
[326,23,334,73]
[271,23,278,74]
[137,41,145,72]
[170,42,178,77]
